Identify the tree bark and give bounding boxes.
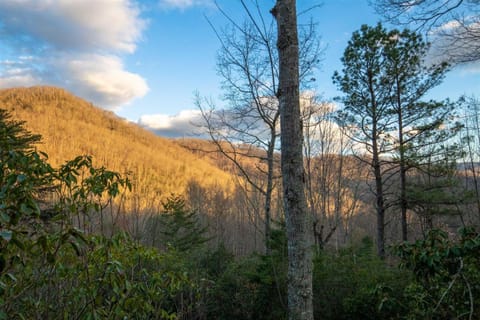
[368,70,386,259]
[372,138,386,258]
[272,1,314,319]
[265,134,276,254]
[396,82,408,242]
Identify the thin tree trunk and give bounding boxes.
[265,136,275,254]
[334,140,345,250]
[395,75,408,241]
[272,1,314,319]
[369,72,386,259]
[465,108,480,219]
[372,145,386,258]
[399,158,408,241]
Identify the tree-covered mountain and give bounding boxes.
[0,86,235,210]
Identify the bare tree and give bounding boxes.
[272,0,313,319]
[372,0,480,64]
[459,96,480,220]
[195,93,279,253]
[196,0,322,253]
[302,96,363,250]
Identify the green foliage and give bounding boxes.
[150,194,209,252]
[0,109,188,319]
[55,154,131,234]
[204,227,288,320]
[0,109,56,306]
[406,167,472,232]
[333,23,455,155]
[314,237,410,319]
[0,109,41,154]
[334,22,464,250]
[313,229,480,320]
[392,228,480,319]
[333,23,394,137]
[2,232,191,319]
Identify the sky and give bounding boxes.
[0,0,478,137]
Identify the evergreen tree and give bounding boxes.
[383,28,460,240]
[0,109,51,239]
[153,195,209,252]
[333,23,395,258]
[334,23,462,253]
[0,109,41,155]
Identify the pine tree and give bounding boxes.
[153,195,209,252]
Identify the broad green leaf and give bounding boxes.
[0,230,12,241]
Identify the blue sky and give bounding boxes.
[0,0,478,137]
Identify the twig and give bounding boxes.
[433,258,463,314]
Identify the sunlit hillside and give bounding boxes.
[175,138,278,176]
[0,86,235,210]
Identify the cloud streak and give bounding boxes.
[428,17,480,68]
[0,0,148,109]
[139,110,205,137]
[158,0,213,10]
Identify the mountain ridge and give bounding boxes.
[0,86,235,210]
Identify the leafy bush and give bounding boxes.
[0,110,192,319]
[204,227,288,320]
[2,232,193,319]
[313,237,410,319]
[393,228,480,319]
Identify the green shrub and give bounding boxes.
[313,237,410,319]
[0,111,190,319]
[393,228,480,319]
[2,232,193,319]
[204,227,288,320]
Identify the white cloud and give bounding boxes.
[0,71,39,88]
[0,0,145,53]
[0,56,43,87]
[158,0,212,10]
[457,61,480,75]
[0,0,148,109]
[55,54,149,109]
[434,20,462,32]
[139,109,204,137]
[428,17,480,68]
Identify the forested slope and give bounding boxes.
[0,86,234,210]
